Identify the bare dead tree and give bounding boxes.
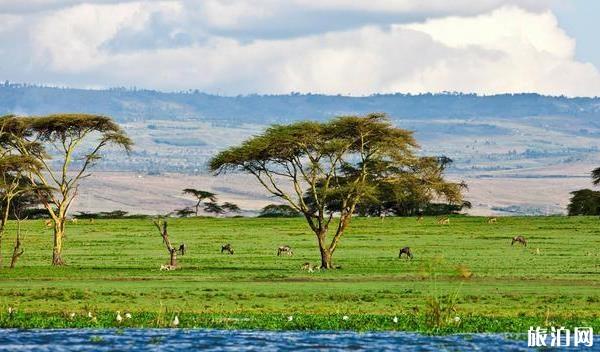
[152,218,178,268]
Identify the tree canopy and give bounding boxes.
[210,113,464,268]
[0,113,132,265]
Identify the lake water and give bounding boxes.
[0,329,548,351]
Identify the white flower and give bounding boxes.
[342,315,349,321]
[453,316,461,323]
[393,316,398,323]
[125,313,132,319]
[287,316,293,321]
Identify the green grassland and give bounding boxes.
[0,215,598,331]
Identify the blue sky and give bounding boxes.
[553,0,600,69]
[0,0,599,96]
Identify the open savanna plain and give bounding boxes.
[0,216,598,332]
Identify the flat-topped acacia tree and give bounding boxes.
[1,114,132,265]
[210,113,464,269]
[182,189,217,216]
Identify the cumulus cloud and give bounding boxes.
[0,0,599,96]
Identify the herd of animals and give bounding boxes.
[42,215,531,271]
[201,216,529,271]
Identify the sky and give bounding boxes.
[1,0,599,96]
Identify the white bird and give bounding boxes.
[125,313,132,319]
[172,315,180,327]
[287,316,293,321]
[7,307,14,314]
[116,311,123,323]
[453,316,461,323]
[393,316,398,323]
[342,315,349,321]
[87,311,93,318]
[69,312,76,319]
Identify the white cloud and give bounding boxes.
[0,0,599,96]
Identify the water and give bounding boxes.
[0,329,556,351]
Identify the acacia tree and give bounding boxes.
[0,118,42,268]
[203,201,224,215]
[0,114,132,265]
[182,189,216,216]
[210,114,464,269]
[222,202,241,213]
[0,155,40,268]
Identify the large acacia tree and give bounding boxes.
[182,189,217,216]
[0,114,132,265]
[210,114,464,269]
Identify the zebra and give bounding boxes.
[221,243,234,255]
[277,245,293,256]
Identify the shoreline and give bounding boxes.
[0,313,597,334]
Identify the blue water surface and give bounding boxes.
[0,329,591,351]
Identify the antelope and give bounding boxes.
[178,243,186,255]
[301,262,319,273]
[487,217,497,224]
[221,243,234,255]
[416,215,423,223]
[277,245,293,256]
[160,264,176,271]
[44,219,52,227]
[70,218,78,224]
[436,216,450,225]
[398,247,413,259]
[379,212,386,222]
[511,235,527,247]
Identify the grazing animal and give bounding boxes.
[277,245,293,256]
[436,216,450,225]
[89,218,95,224]
[178,243,186,255]
[301,262,319,273]
[70,218,78,224]
[416,215,423,223]
[160,264,176,271]
[44,219,52,228]
[379,212,386,222]
[221,243,234,255]
[487,217,497,224]
[511,235,527,247]
[398,247,413,259]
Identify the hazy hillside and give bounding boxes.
[2,83,599,215]
[2,83,600,123]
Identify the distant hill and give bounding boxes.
[2,83,600,215]
[2,83,600,124]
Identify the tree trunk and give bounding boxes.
[315,230,334,269]
[0,205,9,269]
[170,249,177,267]
[10,228,23,269]
[320,246,333,269]
[52,219,65,266]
